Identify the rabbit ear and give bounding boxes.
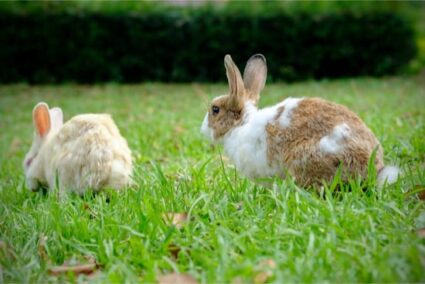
[49,107,63,131]
[33,102,51,138]
[243,54,267,103]
[224,55,245,107]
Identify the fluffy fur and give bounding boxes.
[201,54,399,188]
[377,166,400,188]
[24,103,132,194]
[319,123,351,154]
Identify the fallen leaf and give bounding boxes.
[254,259,276,284]
[254,271,271,284]
[48,255,99,276]
[416,228,425,238]
[38,234,49,262]
[417,186,425,200]
[231,276,245,284]
[167,243,181,259]
[158,272,198,284]
[83,203,98,219]
[83,255,97,264]
[48,263,97,276]
[162,213,188,229]
[258,259,276,269]
[82,270,103,281]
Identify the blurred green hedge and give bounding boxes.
[0,10,417,83]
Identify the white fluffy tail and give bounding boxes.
[377,166,400,188]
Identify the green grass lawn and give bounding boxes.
[0,77,424,283]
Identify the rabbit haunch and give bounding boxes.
[201,54,399,187]
[220,97,384,185]
[24,103,132,194]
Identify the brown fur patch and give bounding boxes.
[266,98,384,186]
[274,106,285,121]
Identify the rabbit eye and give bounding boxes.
[212,105,220,115]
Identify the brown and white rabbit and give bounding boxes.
[23,102,133,194]
[201,54,399,188]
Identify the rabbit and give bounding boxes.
[23,102,133,194]
[201,54,399,188]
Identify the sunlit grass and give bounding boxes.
[0,77,424,282]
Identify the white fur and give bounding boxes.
[377,165,400,188]
[201,113,214,141]
[25,113,132,194]
[319,123,351,154]
[222,98,303,179]
[278,98,303,127]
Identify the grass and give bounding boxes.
[0,77,424,283]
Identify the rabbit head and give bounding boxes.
[23,102,63,190]
[201,54,267,141]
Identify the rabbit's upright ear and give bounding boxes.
[243,54,267,104]
[33,102,51,138]
[49,107,63,131]
[224,55,245,108]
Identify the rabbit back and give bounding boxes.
[41,114,132,193]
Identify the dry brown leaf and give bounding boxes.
[254,271,271,284]
[416,228,425,238]
[258,259,276,269]
[48,263,97,276]
[158,272,198,284]
[83,270,103,281]
[83,255,97,264]
[162,213,188,229]
[254,259,277,284]
[83,203,98,219]
[419,191,425,201]
[48,255,99,276]
[231,276,245,284]
[167,243,181,259]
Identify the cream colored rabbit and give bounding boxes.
[23,102,132,194]
[201,54,399,188]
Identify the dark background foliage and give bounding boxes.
[0,9,417,83]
